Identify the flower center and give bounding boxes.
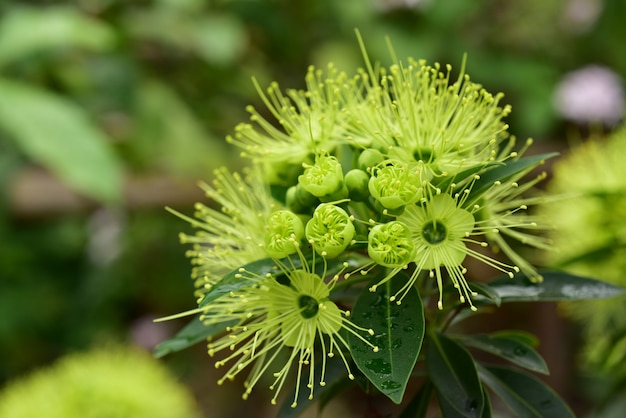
[298,295,319,319]
[422,221,447,244]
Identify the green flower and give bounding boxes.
[226,64,351,164]
[0,347,201,418]
[298,153,345,198]
[368,159,423,211]
[264,210,305,258]
[374,192,520,310]
[347,58,509,178]
[203,262,377,407]
[305,203,356,258]
[168,167,278,299]
[367,221,416,268]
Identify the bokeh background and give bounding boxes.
[1,0,624,417]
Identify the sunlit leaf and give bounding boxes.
[0,6,115,66]
[349,274,424,404]
[456,334,548,374]
[0,79,123,203]
[427,333,484,418]
[478,365,575,418]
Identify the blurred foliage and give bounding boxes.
[0,0,624,416]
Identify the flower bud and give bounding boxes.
[298,154,344,197]
[368,160,422,210]
[264,210,305,258]
[344,169,370,201]
[368,221,416,268]
[358,148,385,171]
[305,203,355,258]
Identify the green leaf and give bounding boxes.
[198,257,281,307]
[398,381,434,418]
[153,315,235,358]
[427,333,484,418]
[483,270,626,302]
[470,282,501,306]
[456,334,548,374]
[0,79,123,203]
[467,152,558,202]
[433,161,504,193]
[277,358,349,418]
[489,330,540,348]
[199,254,365,307]
[0,6,115,66]
[478,365,575,418]
[439,385,492,418]
[348,274,425,404]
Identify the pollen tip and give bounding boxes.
[348,374,355,380]
[437,301,443,310]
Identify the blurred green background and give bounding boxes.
[0,0,624,417]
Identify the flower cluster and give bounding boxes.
[167,37,550,407]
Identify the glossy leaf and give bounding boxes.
[427,333,484,418]
[457,334,548,374]
[153,315,235,358]
[478,365,575,418]
[439,385,492,418]
[0,79,123,203]
[198,257,282,307]
[199,254,367,307]
[433,161,503,193]
[489,330,540,349]
[466,152,558,202]
[482,270,626,303]
[348,274,424,404]
[277,358,349,418]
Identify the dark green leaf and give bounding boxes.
[0,79,122,203]
[482,270,626,303]
[467,153,558,202]
[277,358,349,418]
[478,365,575,418]
[348,274,425,404]
[427,333,484,418]
[199,254,367,307]
[470,282,501,306]
[439,385,492,418]
[153,316,235,358]
[199,257,279,307]
[398,381,434,418]
[457,334,548,374]
[489,330,539,349]
[433,161,504,193]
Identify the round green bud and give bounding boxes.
[305,203,355,258]
[344,169,370,201]
[358,148,385,171]
[368,160,422,210]
[286,184,318,213]
[368,221,416,268]
[264,210,305,258]
[298,154,344,197]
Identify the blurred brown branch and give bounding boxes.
[8,167,204,218]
